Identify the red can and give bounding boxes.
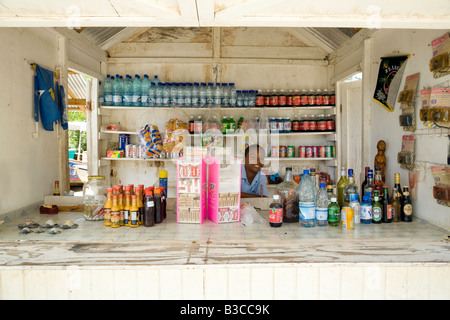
[270,95,279,106]
[255,95,264,106]
[293,93,301,106]
[305,146,313,158]
[314,94,323,105]
[300,94,308,106]
[299,146,306,157]
[326,119,334,131]
[318,119,327,131]
[279,95,286,106]
[292,119,300,132]
[307,95,315,105]
[322,95,330,106]
[264,96,270,106]
[330,94,335,105]
[319,146,326,158]
[312,146,318,158]
[287,95,293,106]
[309,120,317,131]
[303,119,310,131]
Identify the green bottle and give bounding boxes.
[221,116,228,135]
[327,197,340,227]
[228,117,236,133]
[337,166,348,208]
[372,190,382,224]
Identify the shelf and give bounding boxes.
[100,105,335,111]
[267,157,334,161]
[101,157,176,162]
[100,129,138,135]
[101,130,335,137]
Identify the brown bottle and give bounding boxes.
[401,186,413,222]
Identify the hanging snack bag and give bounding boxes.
[137,124,163,158]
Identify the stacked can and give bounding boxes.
[119,134,130,151]
[299,145,335,158]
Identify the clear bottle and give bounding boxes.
[103,75,113,106]
[140,74,151,107]
[236,90,243,107]
[149,82,156,107]
[163,83,171,107]
[177,83,185,106]
[298,169,316,228]
[363,169,374,202]
[199,83,207,107]
[131,74,141,106]
[170,82,178,106]
[98,81,105,106]
[360,195,372,224]
[337,166,348,208]
[229,83,236,107]
[275,167,299,223]
[269,194,283,228]
[192,82,200,106]
[343,169,358,207]
[112,74,123,106]
[349,193,360,225]
[185,83,192,107]
[83,176,107,221]
[153,75,161,86]
[206,82,214,106]
[155,82,163,107]
[315,183,328,226]
[327,197,340,227]
[122,75,132,106]
[326,184,336,203]
[214,82,222,106]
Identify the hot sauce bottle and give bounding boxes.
[103,188,113,226]
[130,195,139,227]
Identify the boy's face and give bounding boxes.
[245,148,264,174]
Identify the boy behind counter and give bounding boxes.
[241,144,268,198]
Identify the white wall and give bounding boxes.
[367,29,450,230]
[0,28,61,214]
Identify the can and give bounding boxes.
[293,94,301,106]
[139,145,145,158]
[299,146,306,158]
[287,146,295,157]
[325,145,332,158]
[271,145,278,158]
[279,146,287,158]
[119,134,130,151]
[278,95,286,106]
[326,119,334,131]
[125,144,133,158]
[312,146,318,158]
[305,146,313,158]
[132,145,138,158]
[341,207,354,230]
[319,146,326,158]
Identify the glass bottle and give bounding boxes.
[118,193,124,226]
[83,176,107,221]
[159,187,167,220]
[337,166,348,208]
[124,193,131,226]
[343,169,358,207]
[393,173,403,199]
[154,188,162,223]
[130,195,139,227]
[373,167,384,202]
[391,187,401,222]
[275,167,299,223]
[401,186,413,222]
[326,184,336,203]
[382,186,392,223]
[372,191,382,224]
[110,195,120,228]
[269,194,283,228]
[135,187,144,225]
[327,197,340,227]
[53,181,60,196]
[363,169,374,202]
[144,188,155,227]
[360,195,372,224]
[103,187,112,226]
[361,167,369,199]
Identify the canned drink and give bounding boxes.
[325,146,332,158]
[125,144,133,158]
[287,146,295,158]
[312,146,318,158]
[132,145,138,158]
[305,146,313,158]
[271,145,278,158]
[341,207,354,230]
[279,95,286,106]
[299,146,306,158]
[139,145,145,158]
[279,146,287,158]
[319,146,326,158]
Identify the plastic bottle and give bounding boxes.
[149,82,156,107]
[229,83,236,107]
[228,116,236,133]
[206,82,214,106]
[327,197,340,226]
[214,82,222,106]
[98,81,105,105]
[269,194,283,227]
[349,193,360,225]
[176,83,185,106]
[315,183,328,226]
[110,195,120,228]
[144,188,155,227]
[222,83,230,107]
[243,90,249,107]
[360,195,372,224]
[249,90,256,107]
[298,170,316,228]
[130,195,139,227]
[120,75,131,106]
[155,82,163,107]
[199,83,207,107]
[170,82,178,106]
[236,90,243,107]
[163,83,171,107]
[103,75,113,106]
[153,75,161,86]
[140,74,151,107]
[131,75,141,106]
[185,83,192,107]
[221,116,228,134]
[112,74,123,106]
[192,82,200,106]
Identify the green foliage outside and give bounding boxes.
[68,111,87,158]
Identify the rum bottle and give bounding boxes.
[382,186,392,223]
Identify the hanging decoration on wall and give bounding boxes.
[398,72,420,132]
[430,33,450,79]
[373,55,409,112]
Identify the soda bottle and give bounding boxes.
[382,186,392,223]
[315,183,328,226]
[131,75,142,106]
[213,82,222,106]
[112,74,123,106]
[298,170,316,228]
[360,195,372,224]
[140,74,151,107]
[337,166,348,208]
[221,116,228,135]
[269,194,283,227]
[372,191,382,224]
[327,197,340,227]
[103,75,113,106]
[228,117,236,133]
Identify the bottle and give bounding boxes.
[337,166,348,208]
[401,186,413,222]
[149,82,156,107]
[326,184,336,203]
[130,195,139,227]
[391,185,402,222]
[192,82,200,106]
[130,74,142,107]
[144,188,155,227]
[361,166,370,199]
[110,195,120,228]
[199,83,207,107]
[134,187,144,225]
[153,75,161,86]
[269,194,283,227]
[315,183,328,226]
[236,90,243,107]
[170,82,178,106]
[159,187,167,220]
[372,191,382,224]
[221,116,228,134]
[349,193,360,225]
[363,169,374,202]
[140,74,151,107]
[123,193,131,226]
[112,74,123,106]
[154,188,162,223]
[393,173,403,199]
[373,167,384,201]
[103,75,113,106]
[163,83,170,107]
[118,193,124,226]
[360,195,372,224]
[159,170,168,193]
[228,117,236,133]
[98,81,105,105]
[206,82,214,106]
[103,188,112,226]
[298,170,316,228]
[327,197,340,227]
[53,180,60,196]
[122,75,133,106]
[275,167,299,223]
[382,186,392,223]
[214,82,222,106]
[177,83,185,106]
[343,169,358,207]
[155,82,163,107]
[185,83,192,107]
[229,83,236,107]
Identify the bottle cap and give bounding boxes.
[363,196,368,201]
[303,169,309,174]
[320,183,326,188]
[159,170,168,178]
[374,196,379,201]
[348,169,353,177]
[350,193,359,202]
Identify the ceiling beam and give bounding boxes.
[99,27,145,50]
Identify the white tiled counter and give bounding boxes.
[0,199,449,300]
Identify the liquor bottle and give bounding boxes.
[393,173,403,199]
[53,181,60,196]
[363,169,374,202]
[372,191,382,224]
[130,195,139,227]
[360,196,372,224]
[373,167,384,202]
[110,195,120,228]
[103,188,113,226]
[343,169,358,207]
[327,197,340,226]
[361,166,370,199]
[382,186,392,223]
[401,186,413,222]
[391,187,401,222]
[337,166,348,208]
[269,194,283,227]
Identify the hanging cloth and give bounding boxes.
[33,63,61,131]
[56,80,68,130]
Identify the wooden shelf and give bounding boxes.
[100,105,335,111]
